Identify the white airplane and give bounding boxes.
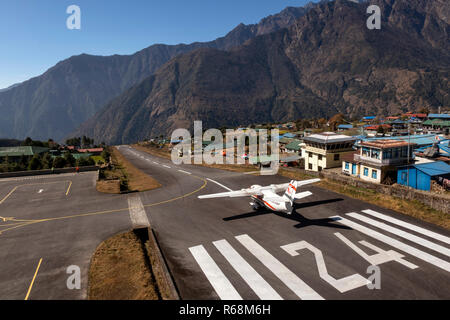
[198,179,320,214]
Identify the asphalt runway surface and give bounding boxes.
[0,145,449,300]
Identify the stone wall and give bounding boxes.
[320,170,449,213]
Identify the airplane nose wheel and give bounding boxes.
[250,202,262,211]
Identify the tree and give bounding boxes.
[41,153,53,169]
[81,136,93,148]
[101,149,111,162]
[22,137,33,146]
[76,157,94,167]
[28,155,42,170]
[65,137,81,147]
[52,156,66,168]
[329,113,346,131]
[64,152,76,167]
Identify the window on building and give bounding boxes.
[334,154,340,161]
[318,155,322,160]
[384,149,392,159]
[393,148,399,158]
[309,152,313,158]
[372,170,377,179]
[345,162,349,170]
[371,149,380,159]
[363,168,369,176]
[402,147,408,157]
[318,166,323,171]
[362,147,370,157]
[401,171,407,181]
[308,163,312,170]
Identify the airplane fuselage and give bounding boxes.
[250,195,292,214]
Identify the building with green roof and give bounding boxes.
[285,139,303,152]
[423,119,450,129]
[0,146,49,160]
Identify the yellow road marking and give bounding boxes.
[0,186,18,204]
[0,181,72,205]
[66,181,72,196]
[24,258,43,300]
[0,174,207,236]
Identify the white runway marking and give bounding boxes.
[189,245,242,300]
[38,189,43,193]
[332,215,450,272]
[362,209,450,245]
[153,162,159,164]
[206,178,232,191]
[334,232,418,269]
[347,212,450,257]
[281,241,369,293]
[162,165,171,169]
[213,239,283,300]
[235,234,324,300]
[127,194,150,228]
[178,170,192,175]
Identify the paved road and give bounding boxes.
[118,146,450,300]
[0,172,131,300]
[0,145,449,300]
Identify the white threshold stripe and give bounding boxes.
[178,170,192,175]
[127,194,150,228]
[347,212,450,257]
[162,165,171,168]
[189,245,242,300]
[206,178,232,191]
[153,162,159,164]
[235,234,324,300]
[332,215,450,272]
[213,239,283,300]
[362,209,450,245]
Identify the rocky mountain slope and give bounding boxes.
[0,5,309,140]
[72,0,449,144]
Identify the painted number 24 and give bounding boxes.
[281,232,418,293]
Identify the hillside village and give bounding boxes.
[150,111,450,194]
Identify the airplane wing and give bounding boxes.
[198,189,257,199]
[198,179,320,200]
[270,178,321,192]
[294,191,313,200]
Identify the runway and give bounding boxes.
[118,146,450,300]
[0,145,449,300]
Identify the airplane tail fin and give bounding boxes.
[283,180,297,213]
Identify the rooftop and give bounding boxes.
[428,114,450,119]
[303,132,357,144]
[0,146,49,157]
[360,139,412,149]
[285,139,303,151]
[402,161,450,177]
[364,134,445,147]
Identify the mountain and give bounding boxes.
[0,5,311,141]
[72,0,449,144]
[0,83,21,93]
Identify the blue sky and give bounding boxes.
[0,0,313,89]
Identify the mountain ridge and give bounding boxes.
[0,4,313,141]
[71,0,449,144]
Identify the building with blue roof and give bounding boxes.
[397,161,450,191]
[338,124,353,130]
[364,134,446,148]
[428,114,450,120]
